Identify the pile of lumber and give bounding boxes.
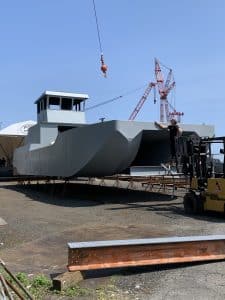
[0,259,33,300]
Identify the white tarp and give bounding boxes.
[0,120,36,136]
[0,120,36,164]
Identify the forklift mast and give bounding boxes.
[178,136,225,188]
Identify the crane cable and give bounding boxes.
[158,59,172,71]
[92,0,108,77]
[86,84,147,111]
[93,0,103,53]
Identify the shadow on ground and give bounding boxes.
[108,199,225,223]
[3,182,175,206]
[3,182,225,223]
[81,259,225,280]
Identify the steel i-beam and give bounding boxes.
[68,235,225,271]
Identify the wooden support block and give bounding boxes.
[52,271,83,291]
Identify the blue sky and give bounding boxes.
[0,0,225,135]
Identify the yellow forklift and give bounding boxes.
[181,136,225,214]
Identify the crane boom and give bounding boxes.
[155,58,164,92]
[165,69,173,88]
[165,81,176,95]
[129,82,156,121]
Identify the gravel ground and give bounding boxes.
[1,180,225,299]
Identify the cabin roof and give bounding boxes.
[35,91,89,104]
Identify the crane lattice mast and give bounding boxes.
[154,58,176,123]
[128,82,156,121]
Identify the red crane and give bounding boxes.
[129,58,183,122]
[128,82,156,121]
[168,110,184,123]
[154,58,176,123]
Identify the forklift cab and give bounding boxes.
[180,136,225,180]
[182,137,225,214]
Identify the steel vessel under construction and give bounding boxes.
[13,91,214,178]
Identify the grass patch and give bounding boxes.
[15,272,91,299]
[16,273,51,299]
[61,285,91,297]
[16,272,30,286]
[2,271,120,299]
[95,280,119,300]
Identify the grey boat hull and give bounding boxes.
[13,120,214,178]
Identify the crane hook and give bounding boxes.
[100,54,108,77]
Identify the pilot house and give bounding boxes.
[35,91,89,124]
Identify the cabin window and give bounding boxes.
[49,97,60,110]
[61,98,72,110]
[73,100,81,111]
[43,96,47,110]
[37,102,40,113]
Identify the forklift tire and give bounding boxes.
[197,194,204,214]
[184,193,194,214]
[184,192,199,214]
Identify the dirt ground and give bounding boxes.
[1,180,225,299]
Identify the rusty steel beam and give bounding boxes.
[68,235,225,271]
